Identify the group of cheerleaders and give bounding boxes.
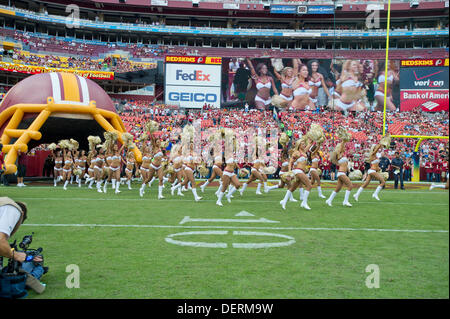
[245,57,398,112]
[47,124,439,211]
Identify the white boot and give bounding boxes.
[280,190,292,210]
[301,190,311,210]
[226,186,237,203]
[97,181,103,193]
[326,191,337,207]
[317,186,326,199]
[192,188,202,201]
[200,180,209,193]
[343,190,352,207]
[353,187,364,202]
[115,180,121,194]
[216,191,224,206]
[158,185,165,199]
[255,183,263,195]
[127,180,132,190]
[63,180,69,190]
[139,184,146,197]
[372,186,382,201]
[239,183,248,196]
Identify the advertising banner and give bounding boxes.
[270,5,297,14]
[400,64,449,111]
[0,61,114,80]
[307,6,335,14]
[165,85,221,109]
[165,58,222,109]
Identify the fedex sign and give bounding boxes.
[176,69,211,82]
[166,63,221,87]
[165,61,222,109]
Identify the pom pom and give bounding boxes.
[198,165,209,178]
[279,133,289,146]
[58,139,71,149]
[381,171,389,181]
[239,168,249,178]
[280,171,295,183]
[122,133,135,150]
[271,95,289,108]
[48,143,57,150]
[336,127,352,142]
[271,58,284,72]
[73,168,82,176]
[349,169,363,180]
[379,134,392,149]
[262,166,276,175]
[306,124,325,144]
[69,139,79,150]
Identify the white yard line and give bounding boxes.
[21,223,449,233]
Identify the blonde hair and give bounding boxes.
[281,67,294,77]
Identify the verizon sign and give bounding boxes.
[400,63,449,112]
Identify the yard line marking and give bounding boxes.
[179,216,279,225]
[14,197,449,206]
[22,223,449,233]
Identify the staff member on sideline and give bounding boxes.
[0,197,41,263]
[391,152,405,190]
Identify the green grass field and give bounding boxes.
[0,180,448,299]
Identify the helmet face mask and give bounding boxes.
[0,72,141,174]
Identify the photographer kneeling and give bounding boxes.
[0,197,46,297]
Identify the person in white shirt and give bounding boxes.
[0,197,41,264]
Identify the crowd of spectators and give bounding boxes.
[2,49,154,73]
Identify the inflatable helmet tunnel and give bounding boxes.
[0,72,142,174]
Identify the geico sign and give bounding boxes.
[176,69,211,81]
[168,92,217,102]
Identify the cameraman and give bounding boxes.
[0,197,42,264]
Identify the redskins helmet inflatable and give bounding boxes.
[0,72,142,174]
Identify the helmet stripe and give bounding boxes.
[77,75,90,105]
[60,72,80,102]
[49,72,62,103]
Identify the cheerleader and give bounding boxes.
[173,155,202,201]
[330,60,365,112]
[375,60,399,112]
[94,148,106,193]
[216,157,242,206]
[170,146,186,197]
[124,150,135,190]
[309,145,326,199]
[109,143,125,194]
[103,148,113,193]
[246,58,279,110]
[325,140,353,207]
[308,60,332,107]
[62,149,73,191]
[279,138,313,210]
[291,64,315,111]
[239,158,267,196]
[199,155,223,193]
[138,143,152,197]
[77,150,87,187]
[265,149,295,195]
[353,137,390,201]
[272,59,299,108]
[147,137,166,199]
[86,149,97,189]
[53,150,63,187]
